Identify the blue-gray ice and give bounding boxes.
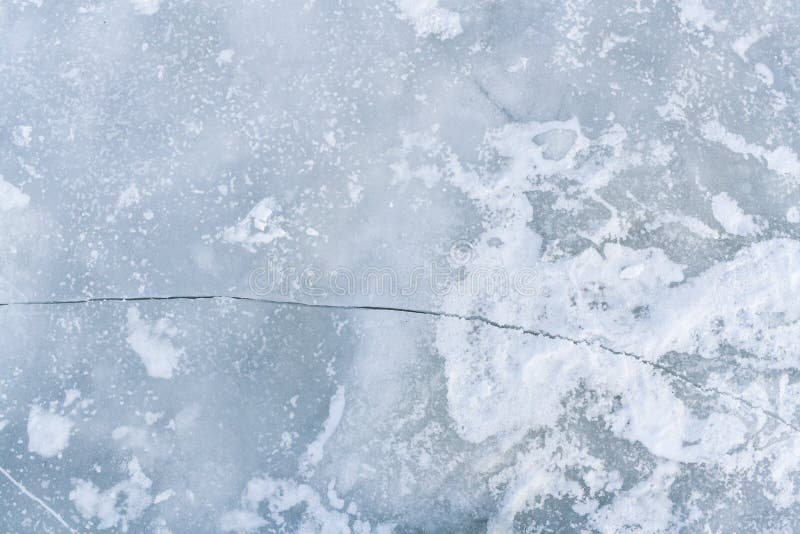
[3,0,800,532]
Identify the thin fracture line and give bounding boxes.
[2,294,799,435]
[469,76,520,123]
[0,465,77,533]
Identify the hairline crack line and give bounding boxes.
[2,294,798,436]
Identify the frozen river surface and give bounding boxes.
[3,0,800,532]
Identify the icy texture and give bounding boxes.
[3,0,800,532]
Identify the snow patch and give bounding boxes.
[70,457,153,531]
[754,62,774,86]
[223,197,288,252]
[126,307,183,379]
[393,0,462,40]
[676,0,726,32]
[0,176,30,211]
[216,49,235,66]
[732,26,769,62]
[346,174,364,205]
[63,389,81,407]
[154,489,175,504]
[589,462,680,533]
[701,119,800,179]
[27,407,73,458]
[711,192,762,236]
[116,184,141,210]
[650,213,721,239]
[221,475,369,533]
[220,510,267,533]
[299,386,345,476]
[11,125,32,147]
[131,0,161,15]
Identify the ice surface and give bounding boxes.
[3,0,800,532]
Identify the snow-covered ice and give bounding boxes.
[3,0,800,532]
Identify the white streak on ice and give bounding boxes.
[0,465,76,533]
[300,386,346,476]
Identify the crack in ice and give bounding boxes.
[0,465,77,533]
[2,294,798,436]
[469,76,521,123]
